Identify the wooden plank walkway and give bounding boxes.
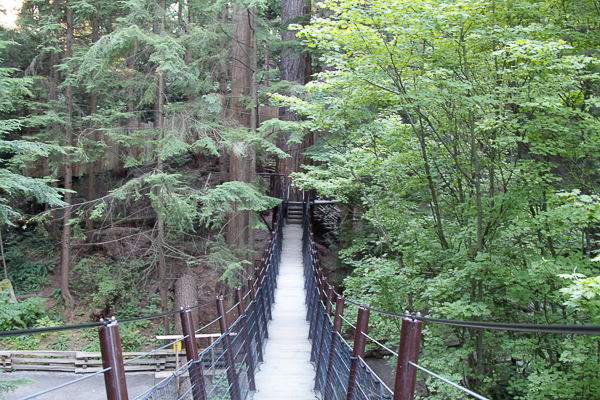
[252,224,316,400]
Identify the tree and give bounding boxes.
[226,3,255,261]
[277,0,600,397]
[0,40,66,277]
[277,0,311,200]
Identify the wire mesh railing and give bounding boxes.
[303,193,393,400]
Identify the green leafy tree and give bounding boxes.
[276,0,600,397]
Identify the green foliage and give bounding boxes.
[560,273,600,323]
[275,0,600,397]
[0,40,67,225]
[4,232,56,294]
[119,322,150,352]
[72,257,146,319]
[0,290,45,331]
[198,181,281,228]
[0,372,33,400]
[48,335,71,351]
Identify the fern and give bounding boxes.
[0,290,45,331]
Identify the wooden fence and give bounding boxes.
[0,350,176,374]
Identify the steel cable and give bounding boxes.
[345,293,600,335]
[124,335,189,365]
[0,299,219,338]
[360,331,399,357]
[409,362,490,400]
[19,367,111,400]
[195,315,222,333]
[340,314,357,331]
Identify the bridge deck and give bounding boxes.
[252,224,316,400]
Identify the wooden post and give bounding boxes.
[325,285,335,315]
[216,297,241,400]
[180,308,207,400]
[393,317,422,400]
[235,287,256,391]
[325,296,345,400]
[99,319,129,400]
[345,306,370,400]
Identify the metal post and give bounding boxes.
[180,309,207,400]
[216,297,241,400]
[393,317,422,400]
[98,318,129,400]
[248,278,264,362]
[235,287,256,391]
[325,285,335,315]
[325,296,345,400]
[346,306,370,400]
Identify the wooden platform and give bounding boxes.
[252,224,316,400]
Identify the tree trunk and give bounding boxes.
[86,10,100,243]
[156,0,169,335]
[61,3,74,305]
[174,274,199,335]
[278,0,310,201]
[174,273,198,397]
[218,7,229,183]
[48,0,61,240]
[227,5,255,260]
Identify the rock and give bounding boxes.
[0,279,18,303]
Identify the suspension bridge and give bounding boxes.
[2,183,600,400]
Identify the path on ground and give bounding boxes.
[2,371,154,400]
[252,224,316,400]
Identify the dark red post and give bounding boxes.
[325,286,335,315]
[98,318,129,400]
[216,297,241,400]
[235,287,256,391]
[180,309,207,400]
[248,277,256,299]
[393,318,422,400]
[345,306,370,400]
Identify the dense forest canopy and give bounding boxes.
[1,0,600,398]
[279,0,600,398]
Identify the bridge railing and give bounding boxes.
[302,193,600,400]
[303,196,393,400]
[2,198,284,400]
